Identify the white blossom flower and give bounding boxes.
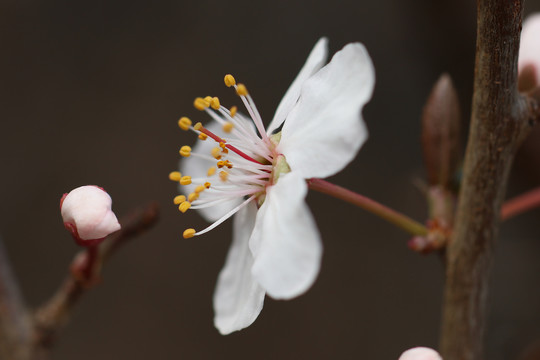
[60,185,121,246]
[519,13,540,85]
[398,347,442,360]
[171,38,375,334]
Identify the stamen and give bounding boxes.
[183,228,196,239]
[169,171,182,182]
[207,167,216,176]
[173,195,186,205]
[210,97,221,110]
[194,97,209,111]
[194,185,206,193]
[236,84,248,96]
[204,182,211,188]
[211,147,222,159]
[188,193,199,202]
[224,74,236,87]
[194,122,203,131]
[179,146,192,157]
[180,176,192,185]
[204,96,213,104]
[198,133,208,141]
[219,171,229,182]
[179,201,191,213]
[178,117,192,131]
[230,106,237,117]
[222,122,234,133]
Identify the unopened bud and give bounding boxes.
[421,73,461,187]
[398,347,442,360]
[60,186,121,246]
[519,13,540,91]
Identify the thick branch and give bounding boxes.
[32,202,159,357]
[439,1,533,359]
[0,238,32,360]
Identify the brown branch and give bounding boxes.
[439,1,536,359]
[0,238,32,360]
[31,202,159,358]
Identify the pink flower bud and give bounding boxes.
[398,347,442,360]
[519,13,540,87]
[60,186,121,246]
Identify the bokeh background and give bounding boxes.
[1,0,540,359]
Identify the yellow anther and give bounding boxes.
[178,117,192,131]
[219,171,229,182]
[179,146,192,157]
[207,166,216,176]
[194,97,209,111]
[217,160,225,168]
[173,195,186,205]
[211,147,222,160]
[224,74,236,87]
[198,133,208,141]
[188,192,199,202]
[225,160,233,169]
[204,96,213,104]
[183,228,196,239]
[236,84,248,96]
[211,97,221,110]
[223,122,234,133]
[230,106,237,117]
[179,201,191,213]
[194,122,203,131]
[204,182,211,189]
[169,171,182,182]
[180,176,192,185]
[194,185,206,193]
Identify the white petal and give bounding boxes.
[266,38,329,135]
[398,347,442,360]
[519,13,540,75]
[213,201,265,334]
[250,171,322,299]
[278,42,375,179]
[180,121,241,221]
[61,186,121,241]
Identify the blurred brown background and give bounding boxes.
[1,0,540,359]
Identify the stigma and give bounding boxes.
[170,74,287,239]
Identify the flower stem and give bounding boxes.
[307,178,428,236]
[501,186,540,221]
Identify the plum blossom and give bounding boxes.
[519,13,540,87]
[398,347,442,360]
[60,185,121,246]
[172,38,375,334]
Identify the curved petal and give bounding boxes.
[266,38,329,135]
[519,13,540,74]
[180,121,242,221]
[278,42,375,179]
[250,171,322,300]
[213,201,266,334]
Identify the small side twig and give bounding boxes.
[32,202,159,356]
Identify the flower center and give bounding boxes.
[169,74,290,239]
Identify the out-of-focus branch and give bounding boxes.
[439,1,538,359]
[32,202,159,358]
[0,238,32,360]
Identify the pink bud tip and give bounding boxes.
[60,186,121,246]
[519,13,540,82]
[398,347,442,360]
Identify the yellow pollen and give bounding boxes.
[204,182,211,189]
[210,97,221,110]
[198,133,208,141]
[179,201,191,213]
[194,122,203,131]
[211,147,222,159]
[236,84,248,96]
[219,171,229,182]
[180,176,192,185]
[224,74,236,87]
[178,117,192,131]
[194,97,209,111]
[183,228,196,239]
[207,166,216,176]
[179,146,192,157]
[169,171,182,182]
[223,122,234,133]
[194,185,206,193]
[204,96,213,104]
[173,195,186,205]
[230,106,237,117]
[217,160,225,168]
[188,192,199,202]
